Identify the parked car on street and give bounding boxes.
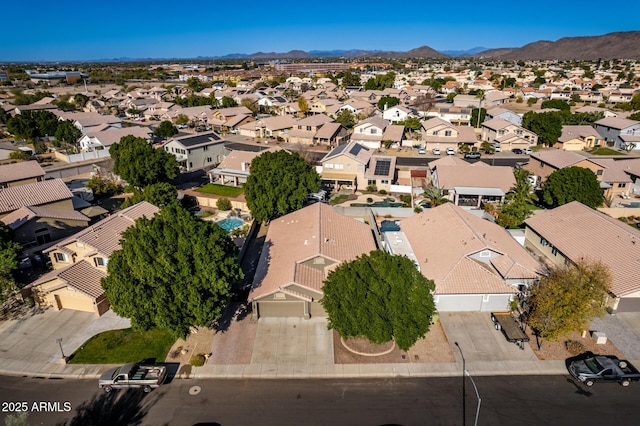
[418,148,426,155]
[523,148,532,155]
[491,144,501,152]
[446,147,456,155]
[512,148,524,154]
[432,148,441,155]
[99,363,167,393]
[464,152,481,159]
[568,355,640,387]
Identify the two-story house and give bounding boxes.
[288,114,335,145]
[484,107,522,126]
[78,126,152,152]
[350,116,391,149]
[0,161,45,188]
[163,132,227,172]
[594,117,640,150]
[25,202,159,316]
[0,179,74,219]
[422,117,477,152]
[481,117,537,150]
[382,105,418,123]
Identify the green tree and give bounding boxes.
[541,99,571,112]
[216,197,232,211]
[542,167,604,208]
[335,109,356,128]
[221,96,237,108]
[628,111,640,121]
[377,96,400,110]
[399,117,421,139]
[86,175,121,197]
[522,111,563,146]
[340,71,362,87]
[422,185,448,207]
[528,259,611,344]
[0,223,21,305]
[245,150,320,223]
[154,120,178,139]
[110,135,179,187]
[0,107,9,124]
[297,96,309,116]
[497,168,538,228]
[527,97,538,106]
[186,77,204,92]
[121,182,177,209]
[364,72,396,90]
[102,204,243,338]
[54,120,81,146]
[9,150,31,160]
[175,114,189,126]
[321,250,436,351]
[73,93,89,109]
[471,108,487,128]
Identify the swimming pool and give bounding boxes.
[216,217,244,232]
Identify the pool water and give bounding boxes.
[216,217,244,232]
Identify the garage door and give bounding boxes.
[436,295,483,311]
[257,301,304,317]
[480,295,512,312]
[55,289,95,313]
[310,301,327,317]
[615,298,640,313]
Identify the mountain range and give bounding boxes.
[212,31,640,61]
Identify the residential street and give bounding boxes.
[2,375,640,425]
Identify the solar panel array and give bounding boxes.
[374,159,391,176]
[349,144,363,156]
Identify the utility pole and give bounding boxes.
[454,342,466,426]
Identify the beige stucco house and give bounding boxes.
[0,161,45,188]
[249,202,377,318]
[554,125,603,151]
[25,202,159,316]
[481,118,537,150]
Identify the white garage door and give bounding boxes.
[436,294,512,312]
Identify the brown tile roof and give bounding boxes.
[595,116,639,130]
[529,149,584,169]
[1,205,90,230]
[249,203,376,301]
[0,161,45,184]
[589,158,632,184]
[382,124,405,142]
[525,201,640,297]
[482,117,513,131]
[559,125,602,142]
[401,204,541,294]
[30,260,106,299]
[314,122,343,139]
[0,179,73,214]
[44,201,159,257]
[434,165,515,193]
[84,126,152,147]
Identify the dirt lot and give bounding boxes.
[165,326,217,365]
[334,320,455,364]
[526,328,625,360]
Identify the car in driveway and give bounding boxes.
[464,152,481,159]
[523,148,532,155]
[432,148,441,155]
[446,147,456,155]
[512,148,524,154]
[418,148,426,155]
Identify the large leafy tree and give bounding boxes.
[102,204,243,338]
[154,120,178,139]
[0,224,21,305]
[110,135,179,187]
[121,182,178,209]
[321,250,436,351]
[528,259,611,344]
[364,72,395,90]
[340,71,362,87]
[245,150,320,223]
[522,111,564,146]
[335,109,356,128]
[377,96,400,111]
[541,99,571,112]
[542,166,604,208]
[54,120,81,146]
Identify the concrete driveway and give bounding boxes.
[0,308,130,370]
[440,312,538,364]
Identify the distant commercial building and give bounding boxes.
[25,70,88,84]
[273,63,350,73]
[0,69,8,81]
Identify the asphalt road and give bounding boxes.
[2,375,640,426]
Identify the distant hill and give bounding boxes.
[439,47,489,57]
[475,31,640,60]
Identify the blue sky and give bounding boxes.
[2,0,638,61]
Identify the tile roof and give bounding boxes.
[249,203,376,301]
[401,204,541,294]
[595,116,639,130]
[322,140,372,164]
[0,179,73,214]
[44,201,159,257]
[382,124,405,142]
[482,117,513,131]
[529,149,584,169]
[525,201,640,297]
[30,260,106,299]
[559,125,602,142]
[589,158,632,183]
[84,126,152,147]
[434,164,515,193]
[170,132,222,148]
[1,205,90,230]
[314,122,343,139]
[0,161,45,184]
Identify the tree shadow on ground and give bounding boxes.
[0,298,48,321]
[212,302,251,333]
[57,388,164,426]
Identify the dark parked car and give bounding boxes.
[464,152,481,159]
[568,355,640,387]
[512,148,524,154]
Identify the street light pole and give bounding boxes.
[465,369,482,426]
[56,338,65,359]
[454,342,466,426]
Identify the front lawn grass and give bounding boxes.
[196,183,244,197]
[590,147,624,156]
[68,328,176,364]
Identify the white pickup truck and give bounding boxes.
[98,363,167,393]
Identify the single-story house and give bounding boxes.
[0,160,45,188]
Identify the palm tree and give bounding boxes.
[422,185,448,207]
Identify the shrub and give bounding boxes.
[216,197,232,211]
[378,189,387,195]
[414,206,423,213]
[366,185,377,192]
[565,340,586,356]
[190,354,206,366]
[366,197,373,203]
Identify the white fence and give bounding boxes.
[53,149,111,164]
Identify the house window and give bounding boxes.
[206,157,212,163]
[203,145,209,151]
[368,180,376,186]
[189,162,193,168]
[306,126,311,131]
[94,257,108,267]
[325,163,333,169]
[551,247,559,257]
[516,130,523,135]
[381,180,389,184]
[298,125,302,130]
[540,237,549,247]
[370,129,377,134]
[334,164,344,170]
[619,183,627,188]
[445,130,452,136]
[596,170,603,176]
[54,252,69,263]
[357,165,364,171]
[498,130,505,135]
[346,164,351,171]
[34,228,51,245]
[432,131,438,136]
[274,293,286,300]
